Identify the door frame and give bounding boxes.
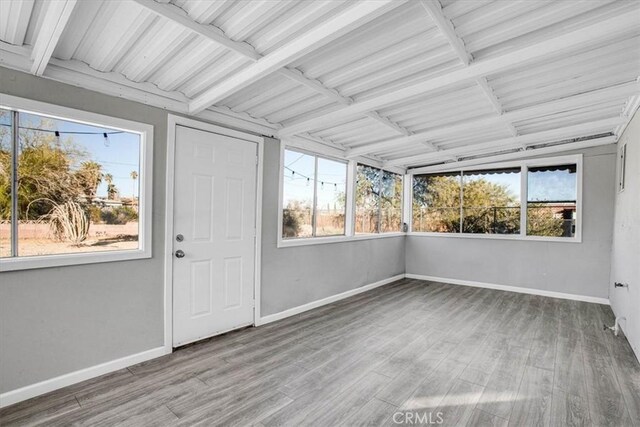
[164,114,264,352]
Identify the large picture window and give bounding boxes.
[412,156,580,240]
[356,164,402,234]
[0,96,152,270]
[281,149,346,239]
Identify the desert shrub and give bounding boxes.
[47,201,90,245]
[101,206,138,224]
[89,206,102,223]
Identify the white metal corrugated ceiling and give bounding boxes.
[0,0,638,169]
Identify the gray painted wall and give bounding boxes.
[260,138,405,316]
[406,145,617,299]
[610,110,640,361]
[0,68,406,394]
[0,67,168,393]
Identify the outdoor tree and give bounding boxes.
[0,116,103,244]
[130,170,138,198]
[412,174,567,236]
[355,165,402,233]
[104,173,118,200]
[75,161,103,200]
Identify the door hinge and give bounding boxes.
[255,155,259,165]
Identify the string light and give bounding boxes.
[103,132,110,147]
[0,123,124,137]
[54,130,60,144]
[284,165,343,187]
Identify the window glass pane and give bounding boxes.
[282,149,314,238]
[16,112,141,256]
[462,168,520,234]
[0,109,11,257]
[412,173,461,233]
[380,171,402,233]
[527,164,577,237]
[355,164,380,234]
[315,158,346,236]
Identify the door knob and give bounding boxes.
[175,249,185,258]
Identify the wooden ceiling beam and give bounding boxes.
[385,117,623,167]
[278,11,638,137]
[188,0,400,114]
[133,0,409,136]
[30,0,77,76]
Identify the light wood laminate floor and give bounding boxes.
[2,279,639,426]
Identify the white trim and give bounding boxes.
[278,232,405,248]
[407,232,581,243]
[405,274,610,305]
[277,143,286,244]
[0,346,168,408]
[403,173,412,231]
[345,160,356,236]
[164,114,263,349]
[0,94,153,272]
[256,274,405,326]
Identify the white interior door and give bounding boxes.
[172,125,257,347]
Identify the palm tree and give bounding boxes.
[76,161,103,200]
[130,171,138,199]
[104,174,117,200]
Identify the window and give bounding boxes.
[411,156,580,240]
[527,164,577,238]
[462,168,521,234]
[281,149,346,239]
[412,172,461,233]
[0,96,152,270]
[356,164,402,234]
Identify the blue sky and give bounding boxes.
[19,112,141,198]
[462,168,576,202]
[283,149,346,209]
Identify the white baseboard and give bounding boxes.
[0,346,169,409]
[256,274,405,326]
[405,274,610,305]
[1,272,608,408]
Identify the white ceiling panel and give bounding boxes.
[0,0,637,168]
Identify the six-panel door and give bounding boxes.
[172,125,257,347]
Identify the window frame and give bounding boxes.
[0,94,153,271]
[279,146,348,240]
[355,163,404,235]
[277,144,405,248]
[408,154,583,243]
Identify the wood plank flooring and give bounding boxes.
[2,279,639,426]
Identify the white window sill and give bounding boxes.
[0,249,151,272]
[407,232,581,243]
[277,232,406,248]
